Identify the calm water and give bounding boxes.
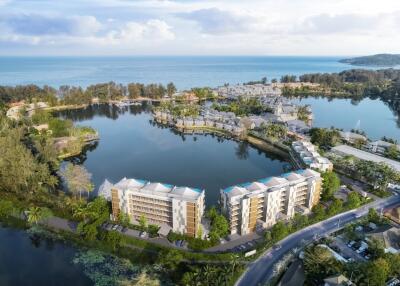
[57,104,288,206]
[0,56,352,89]
[293,97,400,141]
[0,226,91,286]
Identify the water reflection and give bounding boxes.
[55,104,288,206]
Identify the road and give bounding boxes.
[236,195,400,286]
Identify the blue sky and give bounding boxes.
[0,0,399,56]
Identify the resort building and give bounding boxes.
[215,84,282,99]
[100,178,205,237]
[331,144,400,172]
[291,141,333,172]
[220,169,322,235]
[365,140,400,156]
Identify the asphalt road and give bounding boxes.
[235,195,400,286]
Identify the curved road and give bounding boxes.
[236,196,400,286]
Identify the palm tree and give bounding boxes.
[202,265,214,285]
[27,206,42,225]
[73,204,91,221]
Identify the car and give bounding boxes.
[112,224,119,230]
[273,244,282,250]
[347,241,356,247]
[140,231,147,238]
[117,225,123,232]
[348,258,355,263]
[365,254,371,260]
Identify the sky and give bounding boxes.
[0,0,400,56]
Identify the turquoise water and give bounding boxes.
[0,56,351,89]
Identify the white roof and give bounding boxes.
[222,169,320,199]
[112,178,204,201]
[114,178,147,189]
[332,145,400,172]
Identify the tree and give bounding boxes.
[367,238,385,259]
[139,214,147,229]
[303,245,342,281]
[60,163,94,199]
[271,221,289,241]
[73,203,92,221]
[0,200,14,218]
[312,204,326,221]
[292,213,309,230]
[166,82,177,97]
[321,171,340,201]
[310,128,341,147]
[161,249,183,271]
[104,230,122,251]
[117,212,130,227]
[368,208,380,224]
[363,258,390,286]
[346,192,361,209]
[385,144,400,159]
[27,206,52,224]
[327,198,343,216]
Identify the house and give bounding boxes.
[366,140,400,155]
[292,141,333,172]
[339,131,367,144]
[286,120,311,134]
[324,274,353,286]
[366,226,400,254]
[277,259,305,286]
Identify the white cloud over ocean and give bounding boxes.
[0,0,399,55]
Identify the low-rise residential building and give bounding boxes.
[331,145,400,172]
[366,140,400,156]
[292,141,333,172]
[220,169,322,235]
[216,84,281,99]
[339,131,367,145]
[100,178,205,237]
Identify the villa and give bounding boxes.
[220,169,322,235]
[215,83,282,99]
[291,141,333,172]
[99,178,205,238]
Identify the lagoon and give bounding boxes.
[0,226,91,286]
[56,104,288,206]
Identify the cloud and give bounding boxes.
[1,14,101,36]
[109,19,175,42]
[176,8,259,34]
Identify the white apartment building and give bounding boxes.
[104,178,205,237]
[220,169,322,235]
[292,141,333,172]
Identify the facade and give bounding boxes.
[220,169,322,235]
[292,141,333,172]
[107,178,205,237]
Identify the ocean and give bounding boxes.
[0,56,353,89]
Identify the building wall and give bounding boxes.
[223,172,322,235]
[111,188,120,219]
[240,198,250,235]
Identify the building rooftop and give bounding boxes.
[103,177,204,201]
[222,169,320,198]
[332,144,400,172]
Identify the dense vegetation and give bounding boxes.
[303,212,400,286]
[0,81,178,106]
[211,97,273,116]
